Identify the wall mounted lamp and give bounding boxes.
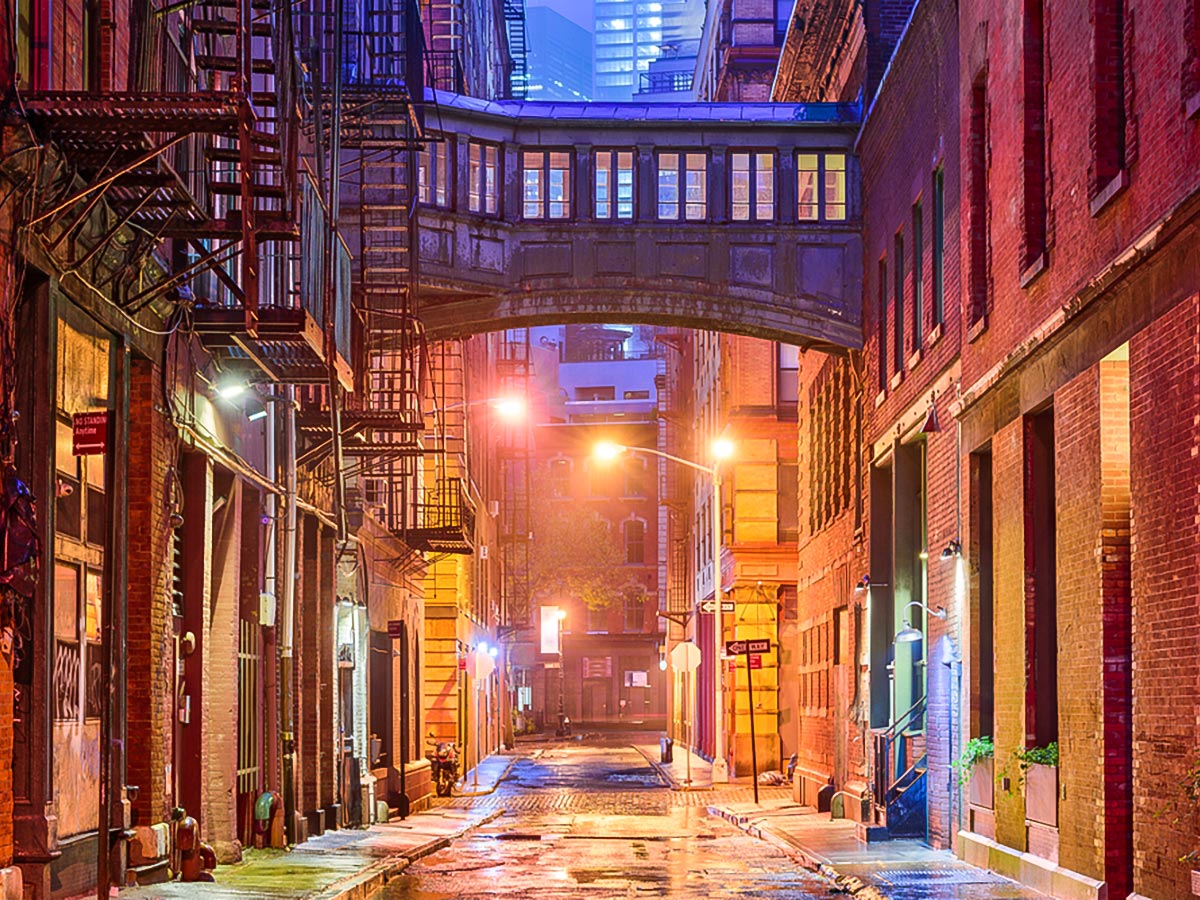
[940,539,962,560]
[895,601,947,643]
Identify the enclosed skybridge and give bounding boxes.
[413,93,863,351]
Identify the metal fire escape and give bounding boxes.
[18,1,347,389]
[503,0,529,99]
[498,329,533,629]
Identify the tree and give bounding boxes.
[528,501,630,611]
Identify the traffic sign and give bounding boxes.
[748,654,763,670]
[725,638,770,655]
[72,411,110,456]
[699,600,736,614]
[387,619,403,639]
[669,641,702,673]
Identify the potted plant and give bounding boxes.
[1014,742,1058,827]
[953,736,995,809]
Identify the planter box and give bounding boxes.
[968,757,995,809]
[1025,762,1058,827]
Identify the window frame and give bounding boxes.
[656,150,709,221]
[521,148,573,221]
[594,148,636,220]
[417,136,452,209]
[729,149,777,222]
[796,151,848,222]
[624,518,646,564]
[467,140,501,216]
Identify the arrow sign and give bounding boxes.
[726,638,771,655]
[699,600,736,614]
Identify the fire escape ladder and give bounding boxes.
[503,0,529,99]
[498,329,532,627]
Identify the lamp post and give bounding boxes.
[556,608,567,732]
[594,438,734,783]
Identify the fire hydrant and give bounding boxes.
[176,815,216,882]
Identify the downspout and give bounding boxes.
[280,386,298,842]
[264,391,278,790]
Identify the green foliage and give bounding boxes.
[951,736,994,786]
[1013,742,1059,770]
[528,501,633,611]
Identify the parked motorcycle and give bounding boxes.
[426,737,459,797]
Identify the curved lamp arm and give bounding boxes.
[895,601,947,643]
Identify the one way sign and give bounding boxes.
[725,638,770,655]
[699,600,736,614]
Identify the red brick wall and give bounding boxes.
[957,0,1200,392]
[126,358,177,826]
[1129,295,1200,900]
[0,640,11,867]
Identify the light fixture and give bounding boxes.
[490,397,526,420]
[711,437,735,462]
[245,396,268,422]
[855,574,871,592]
[919,403,940,434]
[658,658,667,671]
[894,602,947,643]
[215,379,247,401]
[593,440,626,462]
[940,539,962,560]
[556,609,567,621]
[488,646,499,658]
[918,548,929,561]
[478,641,489,655]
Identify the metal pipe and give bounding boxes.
[280,385,298,841]
[711,468,728,783]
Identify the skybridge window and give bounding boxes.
[657,151,707,221]
[523,150,572,219]
[468,141,500,215]
[797,151,848,221]
[417,138,450,208]
[595,150,635,220]
[731,151,775,221]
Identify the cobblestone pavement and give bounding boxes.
[383,741,828,899]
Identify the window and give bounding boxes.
[596,150,635,219]
[624,519,645,564]
[778,342,799,405]
[912,201,924,348]
[808,357,853,532]
[968,77,990,324]
[731,151,775,221]
[468,141,499,215]
[825,154,847,220]
[797,153,819,220]
[797,152,846,221]
[623,457,646,497]
[778,463,799,542]
[587,605,608,633]
[1091,0,1126,196]
[1025,409,1058,747]
[550,458,571,497]
[623,593,644,632]
[932,168,945,326]
[894,231,905,372]
[575,385,615,401]
[417,139,450,208]
[657,151,707,220]
[878,257,888,390]
[1023,0,1047,262]
[522,150,571,219]
[623,389,650,400]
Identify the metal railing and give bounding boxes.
[871,694,927,809]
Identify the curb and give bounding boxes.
[308,808,505,900]
[708,806,889,900]
[630,744,714,792]
[453,756,519,798]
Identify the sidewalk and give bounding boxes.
[631,739,714,789]
[708,800,1049,899]
[120,754,513,900]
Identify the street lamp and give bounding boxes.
[593,437,734,783]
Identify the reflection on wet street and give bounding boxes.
[378,740,830,899]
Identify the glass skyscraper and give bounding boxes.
[594,0,703,101]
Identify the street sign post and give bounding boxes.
[699,600,736,614]
[723,638,771,803]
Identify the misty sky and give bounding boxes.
[528,0,594,32]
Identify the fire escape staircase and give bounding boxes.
[871,695,928,840]
[503,0,528,99]
[19,0,342,387]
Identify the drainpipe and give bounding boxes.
[280,385,298,842]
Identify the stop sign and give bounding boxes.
[669,641,702,673]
